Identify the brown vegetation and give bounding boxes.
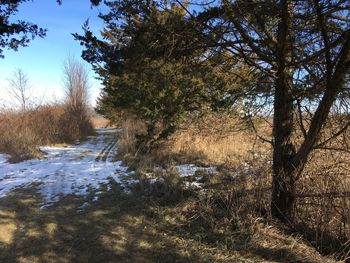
[116,114,268,170]
[0,57,95,162]
[116,115,350,261]
[0,103,94,162]
[0,179,336,263]
[91,115,112,128]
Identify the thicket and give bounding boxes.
[116,116,350,260]
[0,58,94,162]
[0,104,93,162]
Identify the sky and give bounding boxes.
[0,0,106,108]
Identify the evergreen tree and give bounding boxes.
[76,0,249,149]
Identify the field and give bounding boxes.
[0,113,347,262]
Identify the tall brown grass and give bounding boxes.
[0,103,94,162]
[295,150,350,259]
[117,114,350,261]
[91,116,112,128]
[117,114,269,169]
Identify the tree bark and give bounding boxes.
[271,11,350,221]
[271,69,297,221]
[271,0,296,222]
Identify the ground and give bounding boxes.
[0,129,336,263]
[0,129,230,262]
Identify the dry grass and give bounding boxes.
[295,150,350,259]
[91,116,112,128]
[116,115,350,262]
[0,103,94,162]
[0,180,336,263]
[117,114,270,171]
[168,114,270,166]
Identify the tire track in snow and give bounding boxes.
[0,128,131,207]
[95,136,116,162]
[101,139,117,162]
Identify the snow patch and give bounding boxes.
[145,164,217,189]
[175,164,217,177]
[0,129,133,207]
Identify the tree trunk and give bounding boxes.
[271,158,297,222]
[271,69,297,221]
[271,0,297,222]
[270,9,350,221]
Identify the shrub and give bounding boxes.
[0,103,94,162]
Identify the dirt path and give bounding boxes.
[0,129,330,263]
[0,128,207,262]
[0,129,225,263]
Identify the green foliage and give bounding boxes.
[76,0,249,148]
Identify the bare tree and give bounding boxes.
[62,56,90,111]
[61,56,92,140]
[7,69,31,111]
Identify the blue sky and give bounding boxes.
[0,0,105,107]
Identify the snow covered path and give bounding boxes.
[0,128,130,207]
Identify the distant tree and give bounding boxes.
[7,68,31,111]
[63,56,90,111]
[0,0,101,58]
[61,56,92,141]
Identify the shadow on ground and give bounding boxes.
[0,182,196,263]
[0,180,335,263]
